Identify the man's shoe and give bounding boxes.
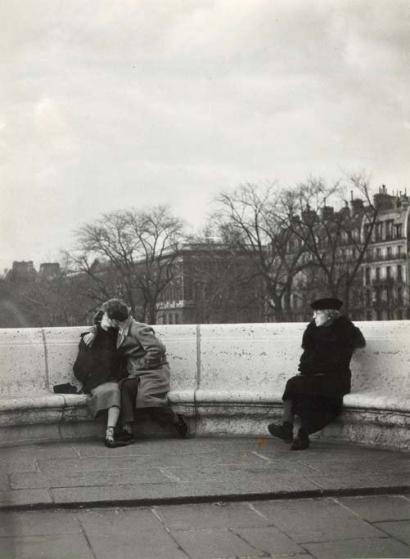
[267,421,293,443]
[115,429,135,443]
[290,428,310,450]
[174,414,188,438]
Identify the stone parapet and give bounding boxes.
[0,321,408,449]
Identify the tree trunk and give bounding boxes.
[269,293,285,322]
[147,302,157,325]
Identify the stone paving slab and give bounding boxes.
[0,437,408,510]
[252,497,385,542]
[0,534,95,559]
[376,519,410,544]
[303,537,410,559]
[0,496,408,559]
[0,488,53,508]
[339,494,410,521]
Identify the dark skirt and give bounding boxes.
[282,374,344,434]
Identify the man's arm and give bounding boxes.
[132,323,166,368]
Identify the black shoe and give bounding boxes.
[115,429,135,443]
[290,428,310,451]
[104,437,130,448]
[174,414,188,438]
[268,421,293,443]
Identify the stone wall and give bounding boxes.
[0,321,408,449]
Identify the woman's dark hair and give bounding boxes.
[93,310,104,325]
[102,298,130,321]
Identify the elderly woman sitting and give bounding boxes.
[73,310,128,448]
[268,297,365,450]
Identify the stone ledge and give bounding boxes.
[0,390,407,450]
[344,393,409,412]
[194,390,283,403]
[319,408,410,451]
[0,322,409,449]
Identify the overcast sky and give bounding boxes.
[1,0,409,271]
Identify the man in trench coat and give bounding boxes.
[101,298,188,441]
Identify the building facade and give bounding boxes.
[155,187,410,323]
[362,186,410,320]
[287,185,410,321]
[156,243,265,325]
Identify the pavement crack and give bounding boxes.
[78,517,98,559]
[151,507,192,558]
[229,527,271,557]
[247,502,268,520]
[71,445,82,458]
[251,451,271,462]
[33,458,41,473]
[158,466,182,482]
[371,520,410,546]
[331,495,401,540]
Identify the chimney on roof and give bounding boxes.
[373,185,394,210]
[39,262,60,278]
[301,205,317,225]
[350,198,364,214]
[320,205,334,221]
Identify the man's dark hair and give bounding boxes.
[102,298,130,321]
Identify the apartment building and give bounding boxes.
[156,243,265,324]
[362,186,410,320]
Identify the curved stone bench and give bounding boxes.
[0,322,408,450]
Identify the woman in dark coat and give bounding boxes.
[73,311,127,447]
[268,297,365,450]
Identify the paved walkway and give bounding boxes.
[0,436,408,509]
[0,436,408,558]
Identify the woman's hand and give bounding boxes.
[83,332,96,346]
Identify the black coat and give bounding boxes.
[297,316,365,396]
[73,326,126,394]
[282,316,365,433]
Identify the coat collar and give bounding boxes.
[116,316,133,348]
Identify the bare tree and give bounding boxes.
[277,174,378,315]
[71,205,186,323]
[127,206,186,323]
[0,267,91,327]
[214,183,306,321]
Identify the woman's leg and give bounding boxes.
[268,399,294,442]
[282,400,294,423]
[290,414,310,450]
[105,405,120,442]
[105,405,131,448]
[107,405,120,428]
[268,376,302,442]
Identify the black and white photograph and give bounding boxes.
[0,1,409,557]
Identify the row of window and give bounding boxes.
[366,245,404,260]
[160,285,183,302]
[366,309,407,320]
[364,221,403,241]
[159,312,181,325]
[364,265,404,283]
[365,286,405,306]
